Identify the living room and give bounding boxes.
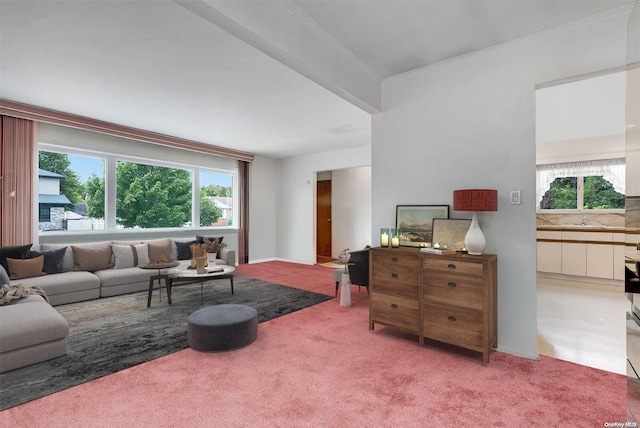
[1,1,639,426]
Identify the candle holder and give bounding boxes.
[380,228,390,247]
[390,229,400,248]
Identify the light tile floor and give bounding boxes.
[537,276,627,375]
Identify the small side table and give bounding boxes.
[138,262,180,307]
[334,260,354,307]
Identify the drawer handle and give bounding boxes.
[448,316,456,322]
[448,282,456,288]
[447,263,456,269]
[390,304,398,309]
[391,257,398,262]
[391,273,398,279]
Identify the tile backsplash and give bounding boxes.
[536,212,625,227]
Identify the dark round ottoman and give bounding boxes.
[187,304,258,352]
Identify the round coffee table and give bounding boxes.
[167,265,236,305]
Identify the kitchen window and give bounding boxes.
[537,159,625,211]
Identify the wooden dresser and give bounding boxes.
[369,247,497,363]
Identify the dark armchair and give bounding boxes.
[334,248,370,296]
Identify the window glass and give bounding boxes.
[200,171,233,226]
[116,161,192,229]
[540,177,577,210]
[38,151,105,232]
[583,175,625,209]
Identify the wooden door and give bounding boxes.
[316,180,332,257]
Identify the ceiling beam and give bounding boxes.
[174,0,382,114]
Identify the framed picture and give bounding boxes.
[395,205,449,247]
[432,219,471,250]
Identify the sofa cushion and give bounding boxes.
[94,266,158,288]
[147,239,172,262]
[6,256,46,280]
[111,244,150,269]
[0,294,69,354]
[0,244,32,271]
[13,270,101,296]
[28,247,66,274]
[72,246,113,272]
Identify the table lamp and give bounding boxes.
[453,189,498,255]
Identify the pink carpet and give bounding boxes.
[0,261,625,427]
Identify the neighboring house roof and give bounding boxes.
[211,197,232,209]
[39,169,65,179]
[39,194,72,204]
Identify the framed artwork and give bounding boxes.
[395,205,449,247]
[432,219,471,250]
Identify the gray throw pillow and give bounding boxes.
[0,264,10,285]
[28,247,67,274]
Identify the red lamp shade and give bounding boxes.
[453,189,498,212]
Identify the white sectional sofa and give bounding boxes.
[8,238,235,306]
[0,237,234,373]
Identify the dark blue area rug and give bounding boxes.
[0,276,332,411]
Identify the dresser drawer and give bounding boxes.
[424,258,483,276]
[372,251,420,268]
[372,260,420,299]
[370,292,419,333]
[423,302,483,349]
[424,271,483,310]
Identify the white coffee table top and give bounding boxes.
[168,265,235,279]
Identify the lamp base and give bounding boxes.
[464,212,486,255]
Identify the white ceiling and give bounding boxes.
[0,0,634,158]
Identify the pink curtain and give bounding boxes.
[1,116,36,246]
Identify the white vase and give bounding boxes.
[207,252,217,264]
[464,212,486,255]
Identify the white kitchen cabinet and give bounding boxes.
[537,242,562,274]
[586,243,613,279]
[537,227,627,280]
[562,242,587,276]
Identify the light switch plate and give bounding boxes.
[510,190,521,205]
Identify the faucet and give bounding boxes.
[581,216,588,226]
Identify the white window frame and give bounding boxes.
[38,144,238,235]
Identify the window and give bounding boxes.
[200,171,233,227]
[38,148,236,233]
[116,161,192,229]
[537,159,625,211]
[38,151,105,232]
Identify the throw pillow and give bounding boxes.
[0,264,10,285]
[111,244,150,269]
[0,244,33,271]
[6,256,46,280]
[72,246,113,272]
[28,247,67,274]
[175,240,197,260]
[148,240,172,263]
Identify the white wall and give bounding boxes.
[275,145,371,264]
[331,166,372,255]
[248,155,278,263]
[373,11,629,359]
